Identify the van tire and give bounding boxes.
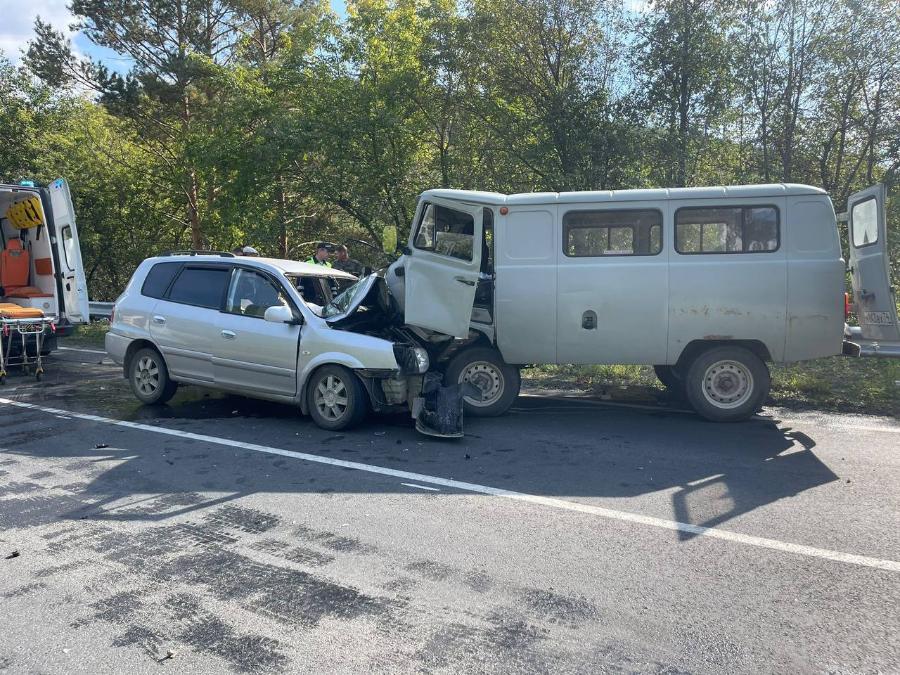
[683,346,769,422]
[129,347,178,405]
[306,365,368,431]
[444,347,520,417]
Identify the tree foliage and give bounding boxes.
[4,0,898,299]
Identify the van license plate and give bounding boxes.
[862,311,894,326]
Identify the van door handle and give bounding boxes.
[454,277,476,286]
[152,315,166,325]
[221,330,236,340]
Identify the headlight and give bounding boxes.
[412,347,430,374]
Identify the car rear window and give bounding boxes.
[166,266,230,309]
[141,262,182,299]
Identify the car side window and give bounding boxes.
[141,262,182,299]
[226,268,288,318]
[413,203,475,261]
[166,266,230,309]
[676,206,779,254]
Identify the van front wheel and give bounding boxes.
[684,346,769,422]
[445,347,520,417]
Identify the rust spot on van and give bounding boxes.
[702,334,733,340]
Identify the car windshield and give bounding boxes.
[322,274,374,318]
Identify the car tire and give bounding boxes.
[444,347,520,417]
[129,347,178,405]
[683,346,770,422]
[307,365,368,431]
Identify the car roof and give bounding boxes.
[420,183,828,206]
[150,255,357,279]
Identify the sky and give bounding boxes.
[0,0,347,71]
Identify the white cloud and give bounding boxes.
[0,0,77,62]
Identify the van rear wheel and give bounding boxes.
[444,347,520,417]
[684,346,769,422]
[684,347,770,422]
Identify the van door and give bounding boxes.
[48,178,89,323]
[403,199,483,338]
[847,184,899,342]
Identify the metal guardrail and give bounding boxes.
[88,301,114,319]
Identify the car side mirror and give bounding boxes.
[264,305,300,325]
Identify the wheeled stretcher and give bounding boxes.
[0,303,56,384]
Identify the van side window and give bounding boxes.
[141,262,182,299]
[563,209,662,257]
[676,206,779,254]
[413,203,475,261]
[166,266,230,309]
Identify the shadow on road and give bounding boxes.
[1,375,840,539]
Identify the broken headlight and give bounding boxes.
[394,344,430,374]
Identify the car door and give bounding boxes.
[47,178,90,323]
[403,198,483,338]
[213,267,301,396]
[149,264,230,382]
[847,184,899,342]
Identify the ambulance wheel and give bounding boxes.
[307,365,368,431]
[445,347,520,417]
[130,347,178,405]
[684,346,769,422]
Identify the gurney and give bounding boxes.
[0,303,56,384]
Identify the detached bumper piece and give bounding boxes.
[414,372,470,439]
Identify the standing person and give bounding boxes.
[231,246,244,256]
[306,242,332,267]
[332,244,364,276]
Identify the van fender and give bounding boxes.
[673,339,774,370]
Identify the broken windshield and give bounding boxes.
[322,274,377,319]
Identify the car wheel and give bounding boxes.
[684,346,770,422]
[444,347,520,417]
[307,365,368,431]
[129,347,178,405]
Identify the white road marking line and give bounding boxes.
[58,347,107,355]
[1,396,898,574]
[401,482,440,492]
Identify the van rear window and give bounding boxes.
[563,209,662,257]
[141,262,182,298]
[676,206,779,254]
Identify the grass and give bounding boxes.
[64,321,898,416]
[524,357,899,417]
[65,320,109,347]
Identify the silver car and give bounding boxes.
[105,253,454,434]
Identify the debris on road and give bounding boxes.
[5,550,20,559]
[94,443,109,449]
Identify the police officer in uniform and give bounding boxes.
[306,242,332,267]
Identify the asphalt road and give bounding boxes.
[0,347,898,674]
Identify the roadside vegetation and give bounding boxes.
[1,0,898,302]
[524,359,899,417]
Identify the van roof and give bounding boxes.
[420,183,828,205]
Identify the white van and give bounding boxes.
[385,183,897,422]
[0,178,90,351]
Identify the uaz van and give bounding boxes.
[383,183,897,421]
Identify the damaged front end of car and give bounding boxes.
[324,274,472,438]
